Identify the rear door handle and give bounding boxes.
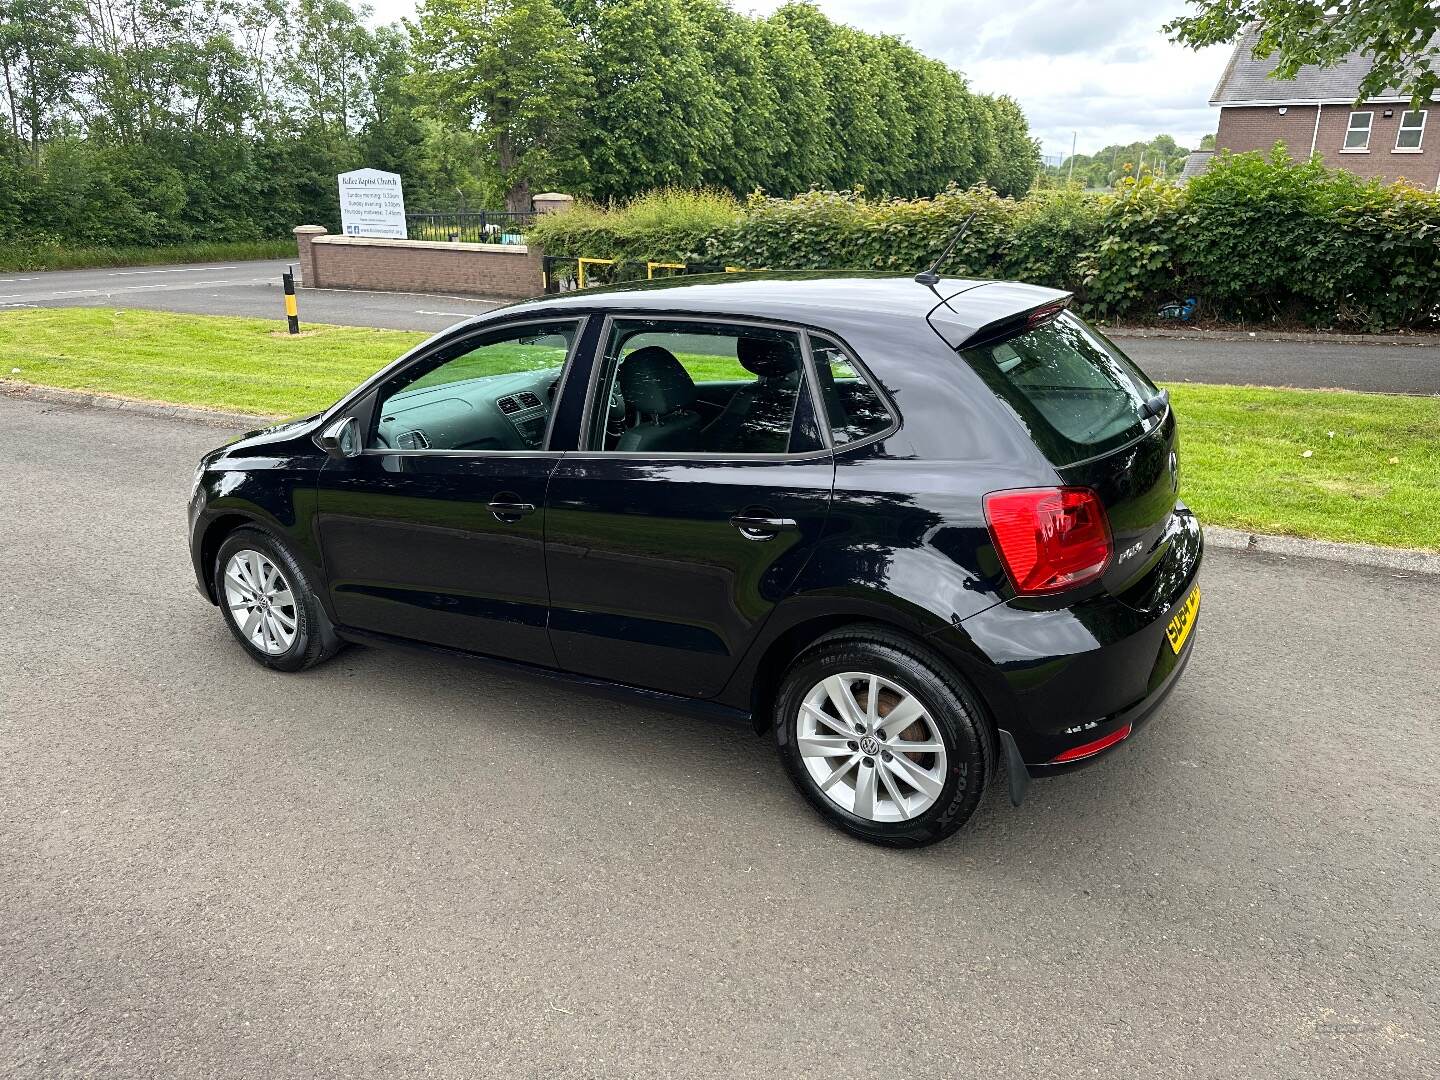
[488,497,536,522]
[730,512,798,540]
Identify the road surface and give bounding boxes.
[0,260,504,334]
[1,396,1436,1079]
[3,260,1438,393]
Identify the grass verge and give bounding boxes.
[2,307,1436,551]
[0,239,295,273]
[0,308,424,415]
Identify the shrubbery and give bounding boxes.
[529,150,1440,331]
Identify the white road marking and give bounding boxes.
[0,277,36,283]
[107,266,240,276]
[0,280,257,302]
[415,310,481,317]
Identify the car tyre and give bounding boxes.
[774,626,995,848]
[214,526,341,673]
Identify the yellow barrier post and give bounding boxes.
[577,257,615,289]
[282,265,300,334]
[646,261,686,280]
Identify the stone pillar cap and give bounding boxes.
[293,225,328,234]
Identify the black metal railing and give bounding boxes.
[406,210,536,245]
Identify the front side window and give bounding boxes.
[1396,110,1426,150]
[370,320,579,451]
[1344,111,1373,150]
[809,335,894,445]
[958,312,1159,467]
[585,319,815,455]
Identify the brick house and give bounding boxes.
[1209,25,1439,188]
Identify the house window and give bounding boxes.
[1396,110,1426,151]
[1343,111,1373,150]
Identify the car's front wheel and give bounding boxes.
[774,627,994,847]
[214,526,340,672]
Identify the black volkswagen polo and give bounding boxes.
[189,272,1202,847]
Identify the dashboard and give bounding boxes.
[374,368,562,452]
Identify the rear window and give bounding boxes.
[958,312,1159,466]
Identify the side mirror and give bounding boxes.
[316,415,360,460]
[1140,387,1170,421]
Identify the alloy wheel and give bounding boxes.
[796,672,948,822]
[222,549,298,656]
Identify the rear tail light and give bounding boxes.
[983,487,1112,595]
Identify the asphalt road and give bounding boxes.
[0,259,504,333]
[2,396,1436,1079]
[3,260,1440,394]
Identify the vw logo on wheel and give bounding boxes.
[859,735,880,756]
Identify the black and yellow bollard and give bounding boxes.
[282,266,300,335]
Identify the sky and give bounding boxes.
[366,0,1235,159]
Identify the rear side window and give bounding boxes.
[585,318,818,455]
[958,312,1159,466]
[809,335,894,445]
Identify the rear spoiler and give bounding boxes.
[926,281,1073,351]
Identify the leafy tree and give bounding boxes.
[1047,135,1196,189]
[1166,0,1440,105]
[357,26,427,181]
[0,0,86,161]
[679,0,781,194]
[754,11,832,193]
[412,0,592,211]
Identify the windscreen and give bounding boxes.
[958,312,1160,467]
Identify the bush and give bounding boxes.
[528,152,1440,331]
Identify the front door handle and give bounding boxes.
[730,512,798,540]
[489,496,536,523]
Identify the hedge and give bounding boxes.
[528,149,1440,331]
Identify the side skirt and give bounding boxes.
[335,626,754,728]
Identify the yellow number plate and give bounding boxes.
[1165,585,1201,654]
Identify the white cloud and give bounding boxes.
[369,0,1234,158]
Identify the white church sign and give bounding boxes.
[337,168,407,239]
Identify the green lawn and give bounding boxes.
[0,239,295,273]
[1169,384,1439,550]
[0,308,425,415]
[2,307,1436,551]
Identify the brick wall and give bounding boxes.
[1216,102,1440,188]
[1215,103,1324,158]
[292,227,544,300]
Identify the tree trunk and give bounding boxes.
[505,179,532,214]
[496,129,531,214]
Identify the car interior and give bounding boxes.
[369,320,889,455]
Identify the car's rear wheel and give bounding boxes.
[214,527,340,672]
[774,627,994,847]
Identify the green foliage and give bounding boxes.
[1167,0,1440,107]
[1044,133,1197,189]
[0,0,1041,245]
[1079,177,1188,318]
[411,0,593,211]
[530,152,1440,331]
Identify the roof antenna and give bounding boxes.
[914,211,977,286]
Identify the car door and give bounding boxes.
[315,316,588,666]
[543,316,835,699]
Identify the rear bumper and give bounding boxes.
[940,506,1203,783]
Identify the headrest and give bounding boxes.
[737,336,800,379]
[618,346,696,414]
